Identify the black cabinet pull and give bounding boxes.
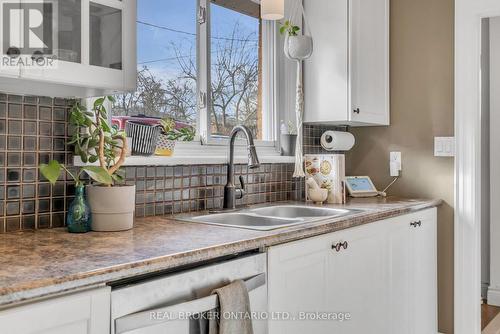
[353,108,360,114]
[410,221,422,228]
[332,241,349,252]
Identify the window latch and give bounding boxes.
[198,6,206,24]
[199,91,207,109]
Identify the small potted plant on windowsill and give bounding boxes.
[155,117,196,156]
[42,97,136,232]
[280,120,297,156]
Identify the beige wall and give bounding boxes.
[345,0,455,332]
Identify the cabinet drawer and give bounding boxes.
[0,287,111,334]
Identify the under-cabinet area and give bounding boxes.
[0,205,438,334]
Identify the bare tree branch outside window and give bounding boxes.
[112,18,261,139]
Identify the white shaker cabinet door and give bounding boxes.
[268,234,331,334]
[350,0,390,125]
[0,287,111,334]
[409,209,438,334]
[326,221,391,334]
[388,219,412,334]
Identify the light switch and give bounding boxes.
[434,137,455,157]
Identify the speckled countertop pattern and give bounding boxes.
[0,197,441,307]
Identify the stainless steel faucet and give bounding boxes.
[223,125,260,210]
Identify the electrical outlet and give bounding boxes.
[390,152,402,177]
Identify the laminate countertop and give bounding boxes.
[0,197,442,307]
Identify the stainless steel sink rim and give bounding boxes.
[178,205,363,231]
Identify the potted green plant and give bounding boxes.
[280,120,297,156]
[42,96,135,232]
[155,118,196,156]
[280,20,313,60]
[40,161,112,233]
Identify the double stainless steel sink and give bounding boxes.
[179,205,362,231]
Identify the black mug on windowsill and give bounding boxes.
[281,134,297,156]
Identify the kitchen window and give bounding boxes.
[111,0,278,149]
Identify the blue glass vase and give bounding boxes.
[67,185,92,233]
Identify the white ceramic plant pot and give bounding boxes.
[284,35,313,60]
[87,185,136,232]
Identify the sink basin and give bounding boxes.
[190,213,304,231]
[180,205,362,231]
[249,205,353,219]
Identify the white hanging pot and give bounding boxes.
[284,34,313,61]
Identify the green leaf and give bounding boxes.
[82,166,113,185]
[107,95,116,103]
[100,117,111,132]
[93,97,105,109]
[279,26,286,35]
[39,160,62,185]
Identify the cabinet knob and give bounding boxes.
[332,241,348,252]
[353,108,360,114]
[410,221,422,228]
[332,242,342,252]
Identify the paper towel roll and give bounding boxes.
[320,131,355,151]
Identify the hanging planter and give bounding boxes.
[284,34,313,60]
[279,0,314,178]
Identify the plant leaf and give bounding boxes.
[39,160,62,185]
[83,166,113,185]
[93,97,105,109]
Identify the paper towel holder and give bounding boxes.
[320,130,355,151]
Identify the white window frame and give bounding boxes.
[75,0,293,167]
[196,0,279,150]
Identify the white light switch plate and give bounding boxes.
[434,137,455,157]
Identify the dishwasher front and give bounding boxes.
[111,253,268,334]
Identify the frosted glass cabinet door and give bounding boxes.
[90,2,123,70]
[55,0,82,63]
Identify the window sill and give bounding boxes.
[73,155,295,166]
[73,141,295,166]
[75,155,295,167]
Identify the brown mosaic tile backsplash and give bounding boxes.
[0,93,304,233]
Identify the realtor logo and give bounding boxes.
[1,0,56,68]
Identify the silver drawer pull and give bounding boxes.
[115,273,266,334]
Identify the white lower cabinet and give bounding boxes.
[0,287,111,334]
[268,208,437,334]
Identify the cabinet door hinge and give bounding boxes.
[198,5,206,24]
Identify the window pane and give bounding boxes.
[111,0,197,132]
[209,1,262,139]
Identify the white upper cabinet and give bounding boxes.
[304,0,390,126]
[0,0,136,98]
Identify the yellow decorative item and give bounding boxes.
[155,134,176,156]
